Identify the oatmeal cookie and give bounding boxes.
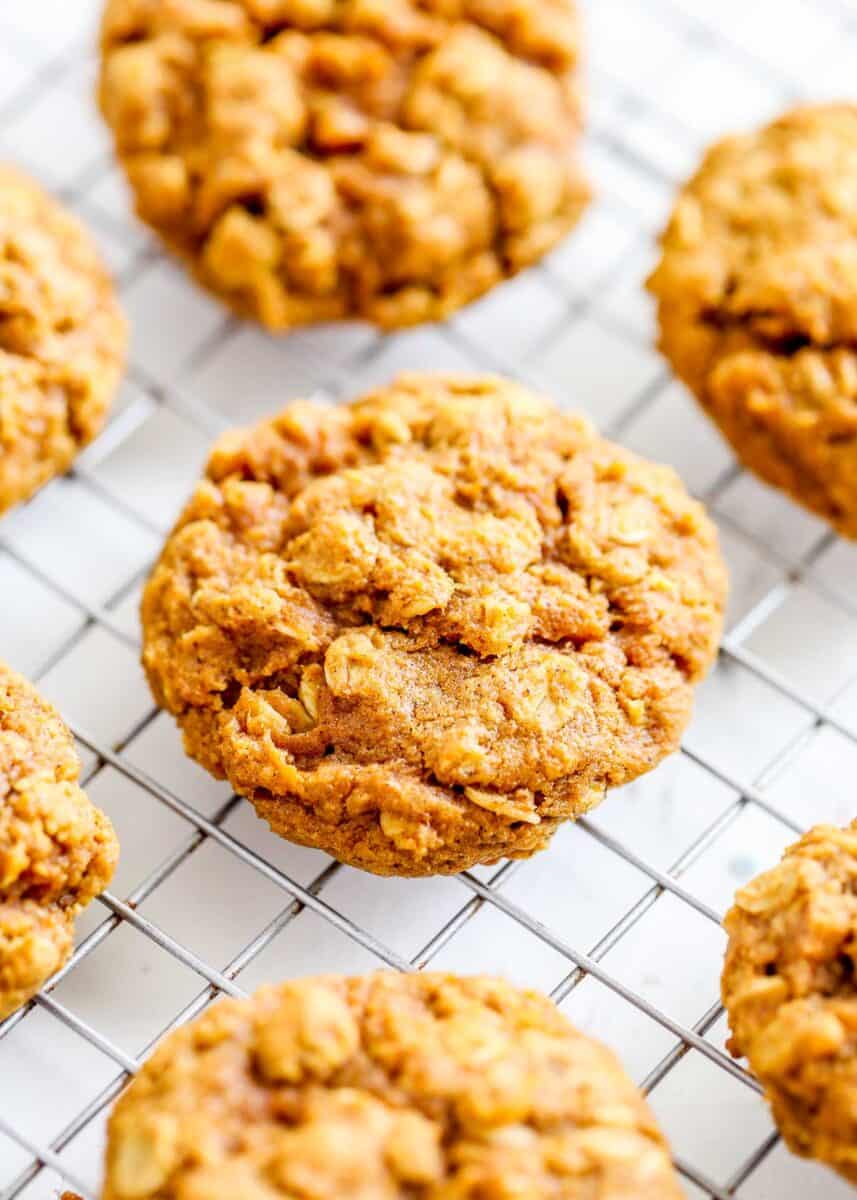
[141,373,726,876]
[0,165,127,516]
[0,662,119,1019]
[103,972,684,1199]
[722,821,857,1183]
[98,0,589,332]
[648,105,857,539]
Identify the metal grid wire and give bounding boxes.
[2,1,857,1197]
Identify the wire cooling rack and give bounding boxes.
[2,1,857,1197]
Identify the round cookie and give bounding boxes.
[103,972,684,1199]
[98,0,589,332]
[648,105,857,539]
[0,662,119,1019]
[141,373,726,876]
[0,165,127,516]
[722,821,857,1183]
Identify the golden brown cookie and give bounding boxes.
[722,821,857,1183]
[141,373,726,876]
[648,105,857,539]
[102,972,684,1199]
[0,662,119,1019]
[0,165,127,517]
[98,0,589,332]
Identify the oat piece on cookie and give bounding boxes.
[0,662,119,1019]
[722,821,857,1183]
[649,105,857,539]
[103,972,684,1199]
[141,373,726,876]
[98,0,589,331]
[0,165,126,516]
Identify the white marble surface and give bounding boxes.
[0,1,856,1197]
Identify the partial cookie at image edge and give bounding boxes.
[648,104,857,540]
[98,0,589,332]
[102,972,685,1199]
[0,164,127,517]
[0,661,119,1020]
[722,820,857,1184]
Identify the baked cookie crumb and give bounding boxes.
[649,104,857,539]
[103,972,684,1199]
[722,821,857,1183]
[98,0,589,331]
[0,662,119,1019]
[0,165,126,516]
[141,372,726,876]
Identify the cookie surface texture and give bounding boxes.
[649,104,857,538]
[98,0,589,331]
[722,821,857,1183]
[0,165,126,516]
[103,971,685,1199]
[0,662,119,1019]
[141,373,726,876]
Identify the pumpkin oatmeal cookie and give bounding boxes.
[98,0,589,331]
[0,165,126,517]
[102,972,684,1199]
[0,662,119,1020]
[141,373,726,876]
[722,821,857,1183]
[648,105,857,539]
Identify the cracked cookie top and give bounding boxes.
[103,972,684,1199]
[98,0,589,331]
[722,821,857,1183]
[141,373,726,876]
[0,662,119,1019]
[0,166,127,516]
[648,105,857,537]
